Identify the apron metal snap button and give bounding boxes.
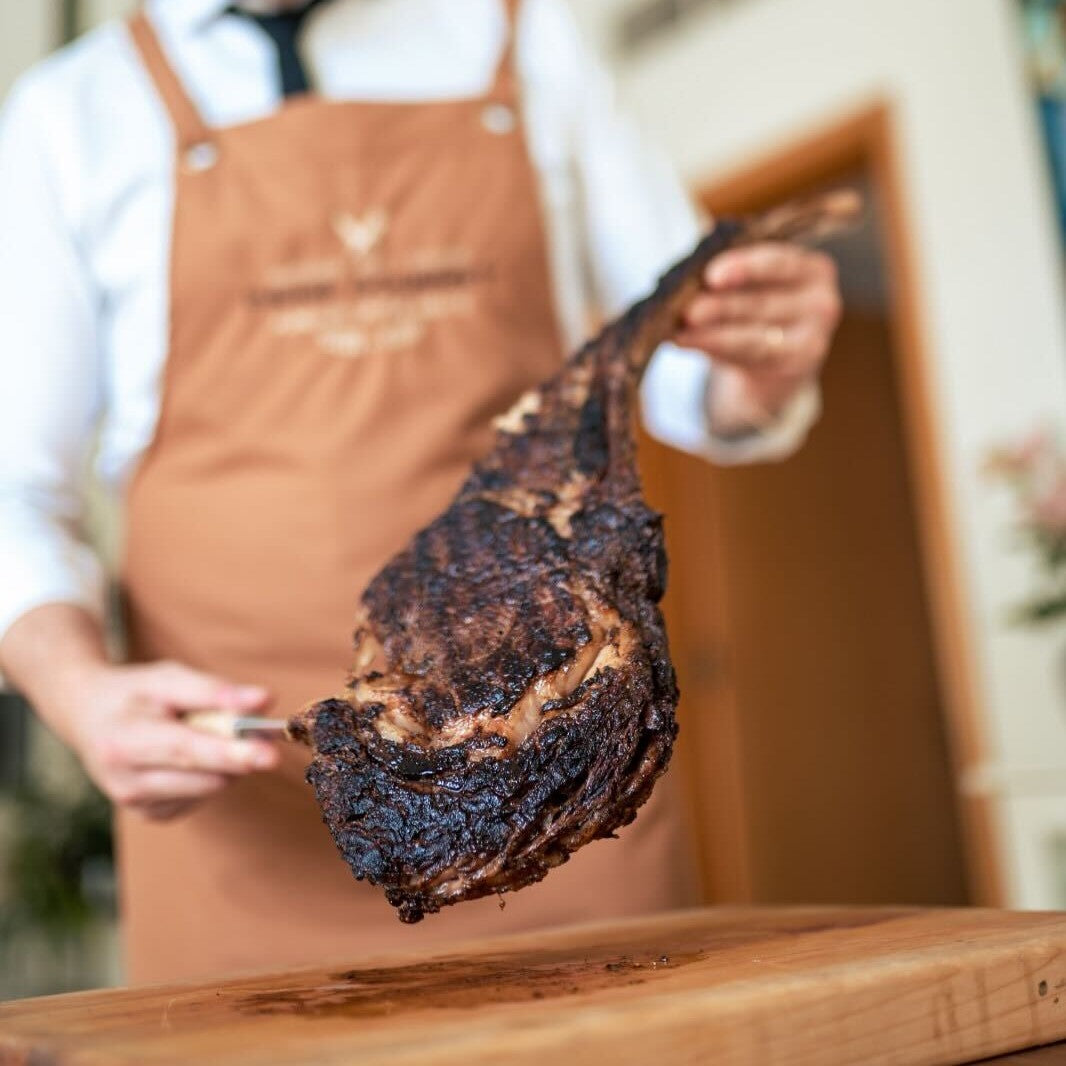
[183,142,219,172]
[481,103,516,135]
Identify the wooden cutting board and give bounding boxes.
[4,907,1066,1066]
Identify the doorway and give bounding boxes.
[641,103,988,907]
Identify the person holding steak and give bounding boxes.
[0,0,842,983]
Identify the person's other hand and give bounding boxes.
[64,661,279,821]
[675,242,842,429]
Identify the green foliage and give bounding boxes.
[1012,593,1066,624]
[1,784,114,946]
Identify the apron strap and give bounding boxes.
[128,10,214,153]
[488,0,522,102]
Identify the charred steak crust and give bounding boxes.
[295,221,745,922]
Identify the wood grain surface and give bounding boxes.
[971,1042,1066,1064]
[4,907,1066,1066]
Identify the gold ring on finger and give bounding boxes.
[762,324,786,361]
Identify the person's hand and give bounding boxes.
[62,661,279,821]
[675,242,843,431]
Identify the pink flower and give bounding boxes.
[984,429,1055,480]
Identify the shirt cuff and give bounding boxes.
[640,342,822,465]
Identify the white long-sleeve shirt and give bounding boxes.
[0,0,819,642]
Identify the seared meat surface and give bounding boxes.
[292,199,856,922]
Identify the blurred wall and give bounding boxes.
[576,0,1066,906]
[0,0,134,96]
[81,0,137,26]
[0,6,55,97]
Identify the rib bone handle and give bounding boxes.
[622,187,863,379]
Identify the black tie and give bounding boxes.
[227,1,329,97]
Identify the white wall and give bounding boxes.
[0,0,134,99]
[574,0,1066,905]
[80,0,136,26]
[0,4,57,97]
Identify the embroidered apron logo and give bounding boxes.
[332,209,389,258]
[245,209,495,359]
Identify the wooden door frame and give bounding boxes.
[694,99,1003,906]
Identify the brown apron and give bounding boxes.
[119,2,696,985]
